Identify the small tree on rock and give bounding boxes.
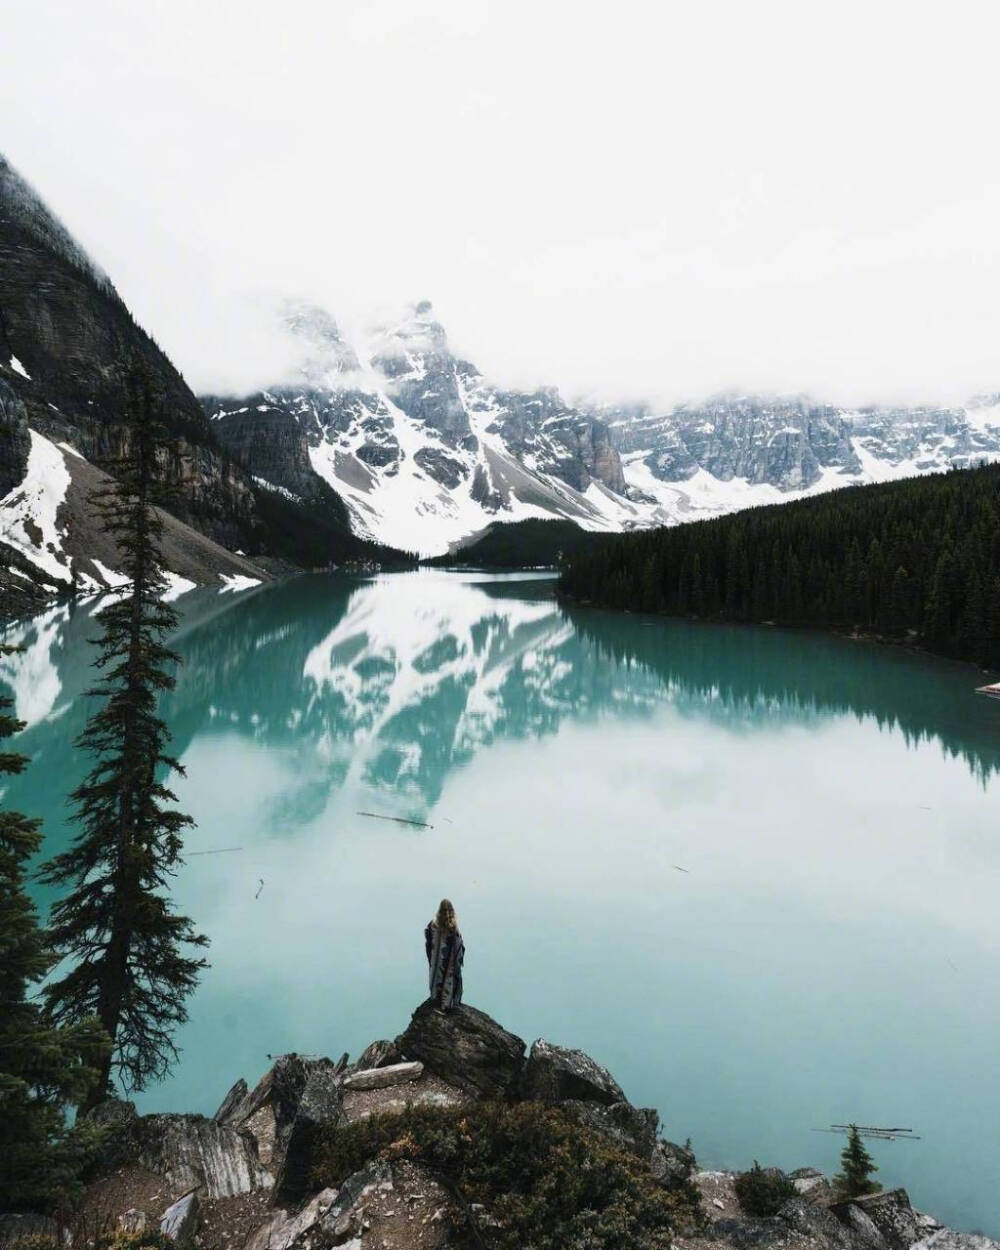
[833,1125,881,1198]
[0,647,107,1209]
[40,371,208,1112]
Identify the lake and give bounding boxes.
[3,571,999,1235]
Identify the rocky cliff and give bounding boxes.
[31,1003,995,1250]
[203,301,660,557]
[0,155,403,618]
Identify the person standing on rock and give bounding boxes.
[425,898,464,1011]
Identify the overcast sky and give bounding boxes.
[3,0,1000,405]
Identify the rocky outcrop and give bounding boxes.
[0,154,399,613]
[521,1038,626,1106]
[273,1062,346,1204]
[832,1190,924,1250]
[131,1114,270,1199]
[396,1001,526,1100]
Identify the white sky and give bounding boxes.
[3,0,1000,406]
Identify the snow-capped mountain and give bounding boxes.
[203,301,668,556]
[603,392,1000,519]
[204,303,1000,556]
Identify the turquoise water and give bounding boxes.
[3,571,999,1234]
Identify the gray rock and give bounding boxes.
[274,1062,346,1204]
[132,1113,270,1198]
[650,1138,698,1188]
[396,1001,526,1100]
[833,1189,922,1250]
[159,1189,200,1243]
[562,1098,659,1158]
[212,1078,248,1124]
[778,1196,858,1248]
[343,1061,424,1090]
[244,1187,340,1250]
[913,1232,1000,1250]
[835,1200,893,1250]
[354,1039,403,1070]
[214,1053,333,1170]
[118,1209,149,1234]
[522,1038,625,1106]
[319,1161,394,1241]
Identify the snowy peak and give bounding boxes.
[204,300,647,555]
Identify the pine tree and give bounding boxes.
[40,371,208,1112]
[833,1125,882,1198]
[0,647,107,1209]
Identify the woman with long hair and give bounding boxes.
[425,898,464,1011]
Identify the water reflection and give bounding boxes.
[3,573,999,1236]
[4,572,999,828]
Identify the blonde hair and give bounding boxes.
[435,898,457,933]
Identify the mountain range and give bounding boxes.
[204,300,1000,555]
[3,150,1000,615]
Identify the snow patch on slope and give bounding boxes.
[0,429,72,583]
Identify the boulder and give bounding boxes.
[214,1053,338,1170]
[834,1200,894,1250]
[522,1039,625,1106]
[319,1161,394,1241]
[244,1187,340,1250]
[914,1233,1000,1250]
[396,1001,526,1100]
[778,1196,858,1249]
[159,1189,200,1243]
[354,1039,403,1070]
[273,1063,346,1204]
[788,1167,834,1203]
[132,1113,271,1198]
[343,1061,424,1091]
[562,1098,659,1158]
[118,1209,149,1234]
[833,1189,922,1250]
[650,1138,698,1188]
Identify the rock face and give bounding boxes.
[204,301,651,557]
[522,1039,626,1106]
[396,1001,526,1100]
[131,1114,270,1199]
[0,155,395,616]
[273,1062,346,1204]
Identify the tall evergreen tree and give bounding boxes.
[0,647,107,1209]
[833,1125,882,1198]
[40,373,208,1112]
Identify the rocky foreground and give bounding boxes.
[2,1002,994,1250]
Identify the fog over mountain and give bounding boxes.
[2,0,999,406]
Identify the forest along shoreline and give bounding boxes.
[556,460,1000,677]
[4,1000,991,1250]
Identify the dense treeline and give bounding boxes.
[560,464,1000,670]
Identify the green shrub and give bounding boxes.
[312,1101,703,1250]
[2,1236,62,1250]
[94,1232,177,1250]
[733,1162,797,1217]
